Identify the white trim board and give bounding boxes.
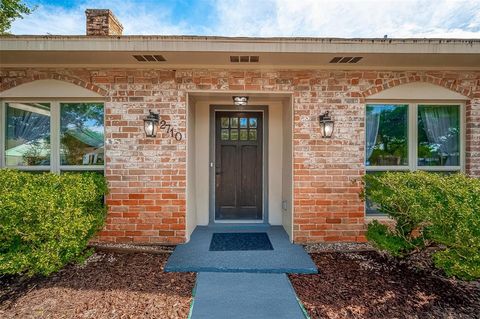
[366,82,469,101]
[0,80,103,98]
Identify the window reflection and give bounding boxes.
[221,129,229,140]
[366,104,408,166]
[221,117,229,128]
[240,118,248,128]
[418,105,459,166]
[5,103,51,166]
[240,129,248,140]
[60,103,104,165]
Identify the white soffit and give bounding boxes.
[366,82,469,100]
[1,37,479,69]
[0,79,103,98]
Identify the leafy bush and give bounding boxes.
[0,169,107,276]
[364,171,480,280]
[366,221,420,257]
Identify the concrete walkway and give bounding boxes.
[166,226,315,319]
[190,272,306,319]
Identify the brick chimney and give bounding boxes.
[85,9,123,36]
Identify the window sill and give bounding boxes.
[365,215,394,223]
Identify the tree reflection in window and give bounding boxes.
[366,105,408,166]
[60,103,104,165]
[5,103,51,166]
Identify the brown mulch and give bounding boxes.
[290,251,480,319]
[0,252,195,319]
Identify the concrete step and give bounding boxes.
[165,226,317,274]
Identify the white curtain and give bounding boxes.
[420,106,459,165]
[366,110,380,162]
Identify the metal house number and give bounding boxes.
[159,120,183,141]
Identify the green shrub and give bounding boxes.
[364,171,480,280]
[0,169,108,276]
[366,220,422,257]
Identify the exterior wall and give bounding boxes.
[186,97,196,240]
[1,68,479,244]
[282,98,294,239]
[193,101,209,225]
[268,101,284,225]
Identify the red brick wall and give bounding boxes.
[1,68,479,244]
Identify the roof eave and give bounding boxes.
[1,35,479,54]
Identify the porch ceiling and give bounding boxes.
[1,36,479,70]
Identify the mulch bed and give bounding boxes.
[0,252,195,319]
[290,251,480,319]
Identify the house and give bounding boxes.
[1,9,479,245]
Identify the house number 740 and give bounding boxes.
[159,120,183,141]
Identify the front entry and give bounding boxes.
[215,111,263,221]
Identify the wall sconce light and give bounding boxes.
[319,111,334,138]
[144,110,160,137]
[233,96,249,107]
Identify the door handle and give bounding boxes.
[212,162,221,175]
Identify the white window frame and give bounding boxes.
[365,101,466,173]
[0,98,105,173]
[365,100,465,217]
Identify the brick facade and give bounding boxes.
[1,68,479,244]
[85,9,123,36]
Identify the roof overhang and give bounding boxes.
[1,36,479,70]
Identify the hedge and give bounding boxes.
[0,169,108,276]
[364,171,480,281]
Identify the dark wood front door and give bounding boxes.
[215,111,263,220]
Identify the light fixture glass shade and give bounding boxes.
[144,110,159,137]
[144,121,156,137]
[233,96,249,106]
[319,111,334,138]
[322,121,334,138]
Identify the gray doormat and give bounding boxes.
[209,232,273,251]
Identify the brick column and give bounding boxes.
[466,98,480,177]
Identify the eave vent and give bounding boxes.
[230,55,260,63]
[133,54,166,62]
[329,56,363,64]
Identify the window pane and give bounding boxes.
[240,118,248,128]
[418,105,460,166]
[366,104,408,166]
[249,118,257,128]
[230,129,238,140]
[60,103,104,166]
[221,129,229,140]
[221,117,229,128]
[230,117,238,128]
[249,129,257,140]
[365,171,384,216]
[239,129,248,140]
[5,103,51,166]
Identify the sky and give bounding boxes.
[10,0,480,38]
